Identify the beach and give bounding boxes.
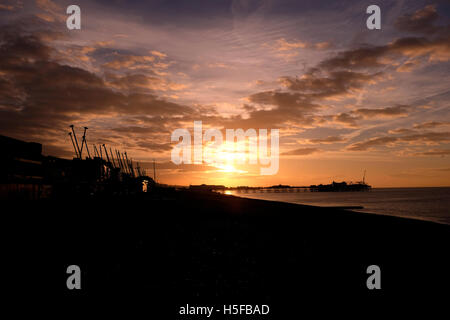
[5,188,450,314]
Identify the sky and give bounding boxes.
[0,0,449,187]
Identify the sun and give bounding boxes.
[215,163,246,173]
[202,140,249,174]
[217,163,237,173]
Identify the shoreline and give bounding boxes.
[226,193,450,225]
[223,187,450,225]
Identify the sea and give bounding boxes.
[224,187,450,225]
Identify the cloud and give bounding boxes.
[415,149,450,156]
[276,38,307,51]
[105,73,188,92]
[145,160,217,173]
[396,59,421,72]
[35,0,65,23]
[332,112,360,128]
[135,140,172,152]
[388,121,450,135]
[1,2,449,168]
[150,50,167,59]
[388,128,416,134]
[111,125,168,135]
[327,105,411,128]
[274,38,332,51]
[281,147,320,156]
[102,54,156,70]
[207,62,232,69]
[0,2,17,11]
[353,105,410,118]
[213,4,448,133]
[413,121,450,129]
[267,38,332,60]
[348,132,450,151]
[246,4,448,134]
[394,5,440,35]
[399,131,450,143]
[390,36,450,62]
[319,45,388,70]
[240,90,320,127]
[319,32,450,71]
[309,135,345,144]
[281,71,381,99]
[0,27,201,156]
[347,136,398,151]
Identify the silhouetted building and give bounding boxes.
[0,134,155,199]
[0,135,45,199]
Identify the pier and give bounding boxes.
[221,186,311,194]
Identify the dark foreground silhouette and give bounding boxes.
[4,189,450,315]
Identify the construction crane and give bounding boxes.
[109,147,116,168]
[68,132,79,158]
[69,125,81,159]
[130,159,135,177]
[116,150,125,172]
[69,125,92,159]
[124,152,134,177]
[114,150,121,170]
[136,162,142,177]
[85,141,91,159]
[102,144,111,164]
[98,144,103,160]
[81,127,91,159]
[121,152,130,174]
[93,145,100,158]
[79,127,88,159]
